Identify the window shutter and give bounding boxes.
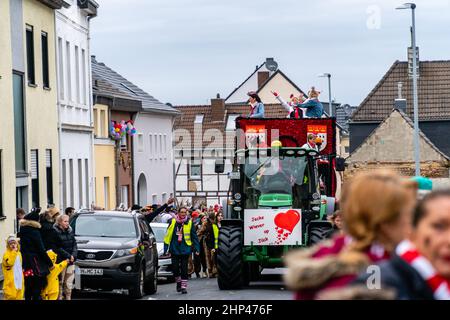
[31,150,38,179]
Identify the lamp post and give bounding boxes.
[397,2,420,176]
[318,73,332,116]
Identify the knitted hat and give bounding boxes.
[191,211,199,219]
[24,208,41,221]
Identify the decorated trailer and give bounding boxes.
[217,117,343,289]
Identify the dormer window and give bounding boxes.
[194,114,204,124]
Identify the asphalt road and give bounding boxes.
[72,269,292,300]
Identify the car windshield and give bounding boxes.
[73,215,137,238]
[242,153,317,209]
[151,226,168,242]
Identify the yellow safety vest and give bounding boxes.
[164,219,192,246]
[213,224,219,249]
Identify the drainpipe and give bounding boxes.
[87,15,95,209]
[171,115,177,203]
[54,12,63,211]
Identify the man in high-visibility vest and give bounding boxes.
[198,212,219,278]
[163,206,200,294]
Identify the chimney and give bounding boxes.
[257,71,270,89]
[211,93,225,122]
[394,82,407,113]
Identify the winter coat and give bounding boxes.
[249,102,265,118]
[53,224,77,264]
[298,99,324,118]
[284,235,389,300]
[41,250,68,300]
[2,242,24,300]
[199,221,219,249]
[164,218,200,256]
[346,254,435,300]
[39,217,58,251]
[19,219,53,277]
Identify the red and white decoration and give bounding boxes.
[244,209,302,246]
[396,240,450,300]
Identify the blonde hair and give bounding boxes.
[341,170,414,252]
[56,214,70,225]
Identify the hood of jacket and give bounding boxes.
[46,250,57,265]
[19,219,41,229]
[283,238,370,292]
[53,224,73,234]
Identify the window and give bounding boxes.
[26,25,35,85]
[62,159,67,209]
[149,134,153,157]
[104,177,110,209]
[31,150,39,208]
[159,134,162,158]
[137,134,143,152]
[164,134,167,158]
[152,194,157,205]
[75,46,80,103]
[189,164,201,180]
[121,185,129,208]
[66,41,72,101]
[78,159,83,208]
[58,37,64,99]
[226,114,240,130]
[344,146,349,154]
[81,49,87,104]
[194,114,204,124]
[120,135,127,150]
[154,135,158,158]
[46,149,53,206]
[85,159,89,208]
[100,110,106,137]
[41,31,49,88]
[93,109,98,136]
[69,159,74,206]
[162,193,167,203]
[13,73,26,172]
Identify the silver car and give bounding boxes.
[149,222,174,281]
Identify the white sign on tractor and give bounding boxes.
[244,209,302,246]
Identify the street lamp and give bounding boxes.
[318,73,332,117]
[396,2,420,176]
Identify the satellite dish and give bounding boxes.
[342,104,353,116]
[265,58,278,72]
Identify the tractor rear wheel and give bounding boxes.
[217,225,245,290]
[309,225,332,246]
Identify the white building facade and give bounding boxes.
[56,0,98,210]
[134,110,179,207]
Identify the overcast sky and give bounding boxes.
[91,0,450,106]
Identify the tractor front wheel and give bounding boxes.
[217,225,245,290]
[309,225,333,246]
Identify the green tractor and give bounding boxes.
[217,117,342,289]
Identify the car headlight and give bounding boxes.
[115,247,138,258]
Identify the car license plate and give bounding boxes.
[80,268,103,276]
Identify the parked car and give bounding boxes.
[149,222,174,281]
[70,210,158,298]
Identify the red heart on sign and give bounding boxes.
[274,210,300,233]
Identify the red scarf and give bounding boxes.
[396,240,450,300]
